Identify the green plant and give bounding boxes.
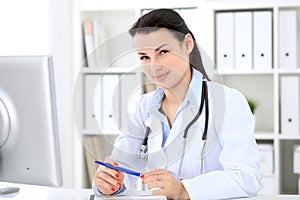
[246,98,258,114]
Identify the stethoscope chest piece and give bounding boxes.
[137,144,148,160]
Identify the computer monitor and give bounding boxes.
[0,56,62,187]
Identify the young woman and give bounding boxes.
[93,9,262,200]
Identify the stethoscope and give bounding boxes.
[137,80,209,175]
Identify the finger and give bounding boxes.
[101,166,122,180]
[146,179,165,190]
[94,172,119,195]
[104,156,119,166]
[104,157,124,177]
[143,168,164,176]
[142,169,166,181]
[152,188,168,196]
[143,173,165,186]
[142,173,157,185]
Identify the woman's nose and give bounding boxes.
[150,60,162,72]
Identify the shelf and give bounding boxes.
[80,0,198,11]
[217,69,274,75]
[207,0,300,10]
[81,129,121,135]
[80,66,140,74]
[277,69,300,74]
[278,135,300,140]
[255,132,275,140]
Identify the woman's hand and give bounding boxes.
[93,157,124,195]
[141,169,189,200]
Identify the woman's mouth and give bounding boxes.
[153,72,169,81]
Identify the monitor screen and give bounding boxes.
[0,56,62,187]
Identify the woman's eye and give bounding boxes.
[139,56,149,60]
[160,50,169,55]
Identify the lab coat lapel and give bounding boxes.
[147,113,162,153]
[164,105,198,147]
[147,113,167,169]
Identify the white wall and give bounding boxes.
[0,0,49,55]
[48,0,75,188]
[0,0,75,187]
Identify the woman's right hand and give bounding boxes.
[93,157,125,195]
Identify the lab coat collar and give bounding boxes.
[145,68,203,113]
[146,68,205,157]
[182,68,203,108]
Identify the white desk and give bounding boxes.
[0,183,92,200]
[1,182,299,200]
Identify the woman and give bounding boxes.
[93,9,262,199]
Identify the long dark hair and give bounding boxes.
[129,8,210,80]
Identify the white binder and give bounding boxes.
[234,12,252,70]
[101,74,120,133]
[279,11,297,69]
[280,76,299,135]
[253,11,272,71]
[84,75,101,131]
[216,12,234,71]
[119,73,142,132]
[257,144,274,174]
[294,145,300,174]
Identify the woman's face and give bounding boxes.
[133,28,193,89]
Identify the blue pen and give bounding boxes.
[95,160,141,177]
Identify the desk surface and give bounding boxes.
[1,182,299,200]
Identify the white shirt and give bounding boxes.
[96,69,262,199]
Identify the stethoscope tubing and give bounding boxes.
[138,80,209,170]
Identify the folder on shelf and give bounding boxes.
[253,11,272,71]
[84,75,101,131]
[101,74,120,133]
[279,10,298,69]
[234,12,253,70]
[280,76,299,135]
[258,174,276,195]
[293,145,300,174]
[119,73,142,131]
[83,21,97,68]
[92,21,109,68]
[257,144,274,174]
[83,21,108,68]
[216,12,234,71]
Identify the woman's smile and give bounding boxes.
[153,71,170,81]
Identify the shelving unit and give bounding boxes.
[73,0,300,192]
[73,0,202,187]
[205,0,300,195]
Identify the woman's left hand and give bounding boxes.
[141,169,189,200]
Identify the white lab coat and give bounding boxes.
[110,69,262,199]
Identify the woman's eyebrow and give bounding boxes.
[155,44,168,52]
[137,44,169,55]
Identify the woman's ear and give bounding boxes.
[184,33,194,54]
